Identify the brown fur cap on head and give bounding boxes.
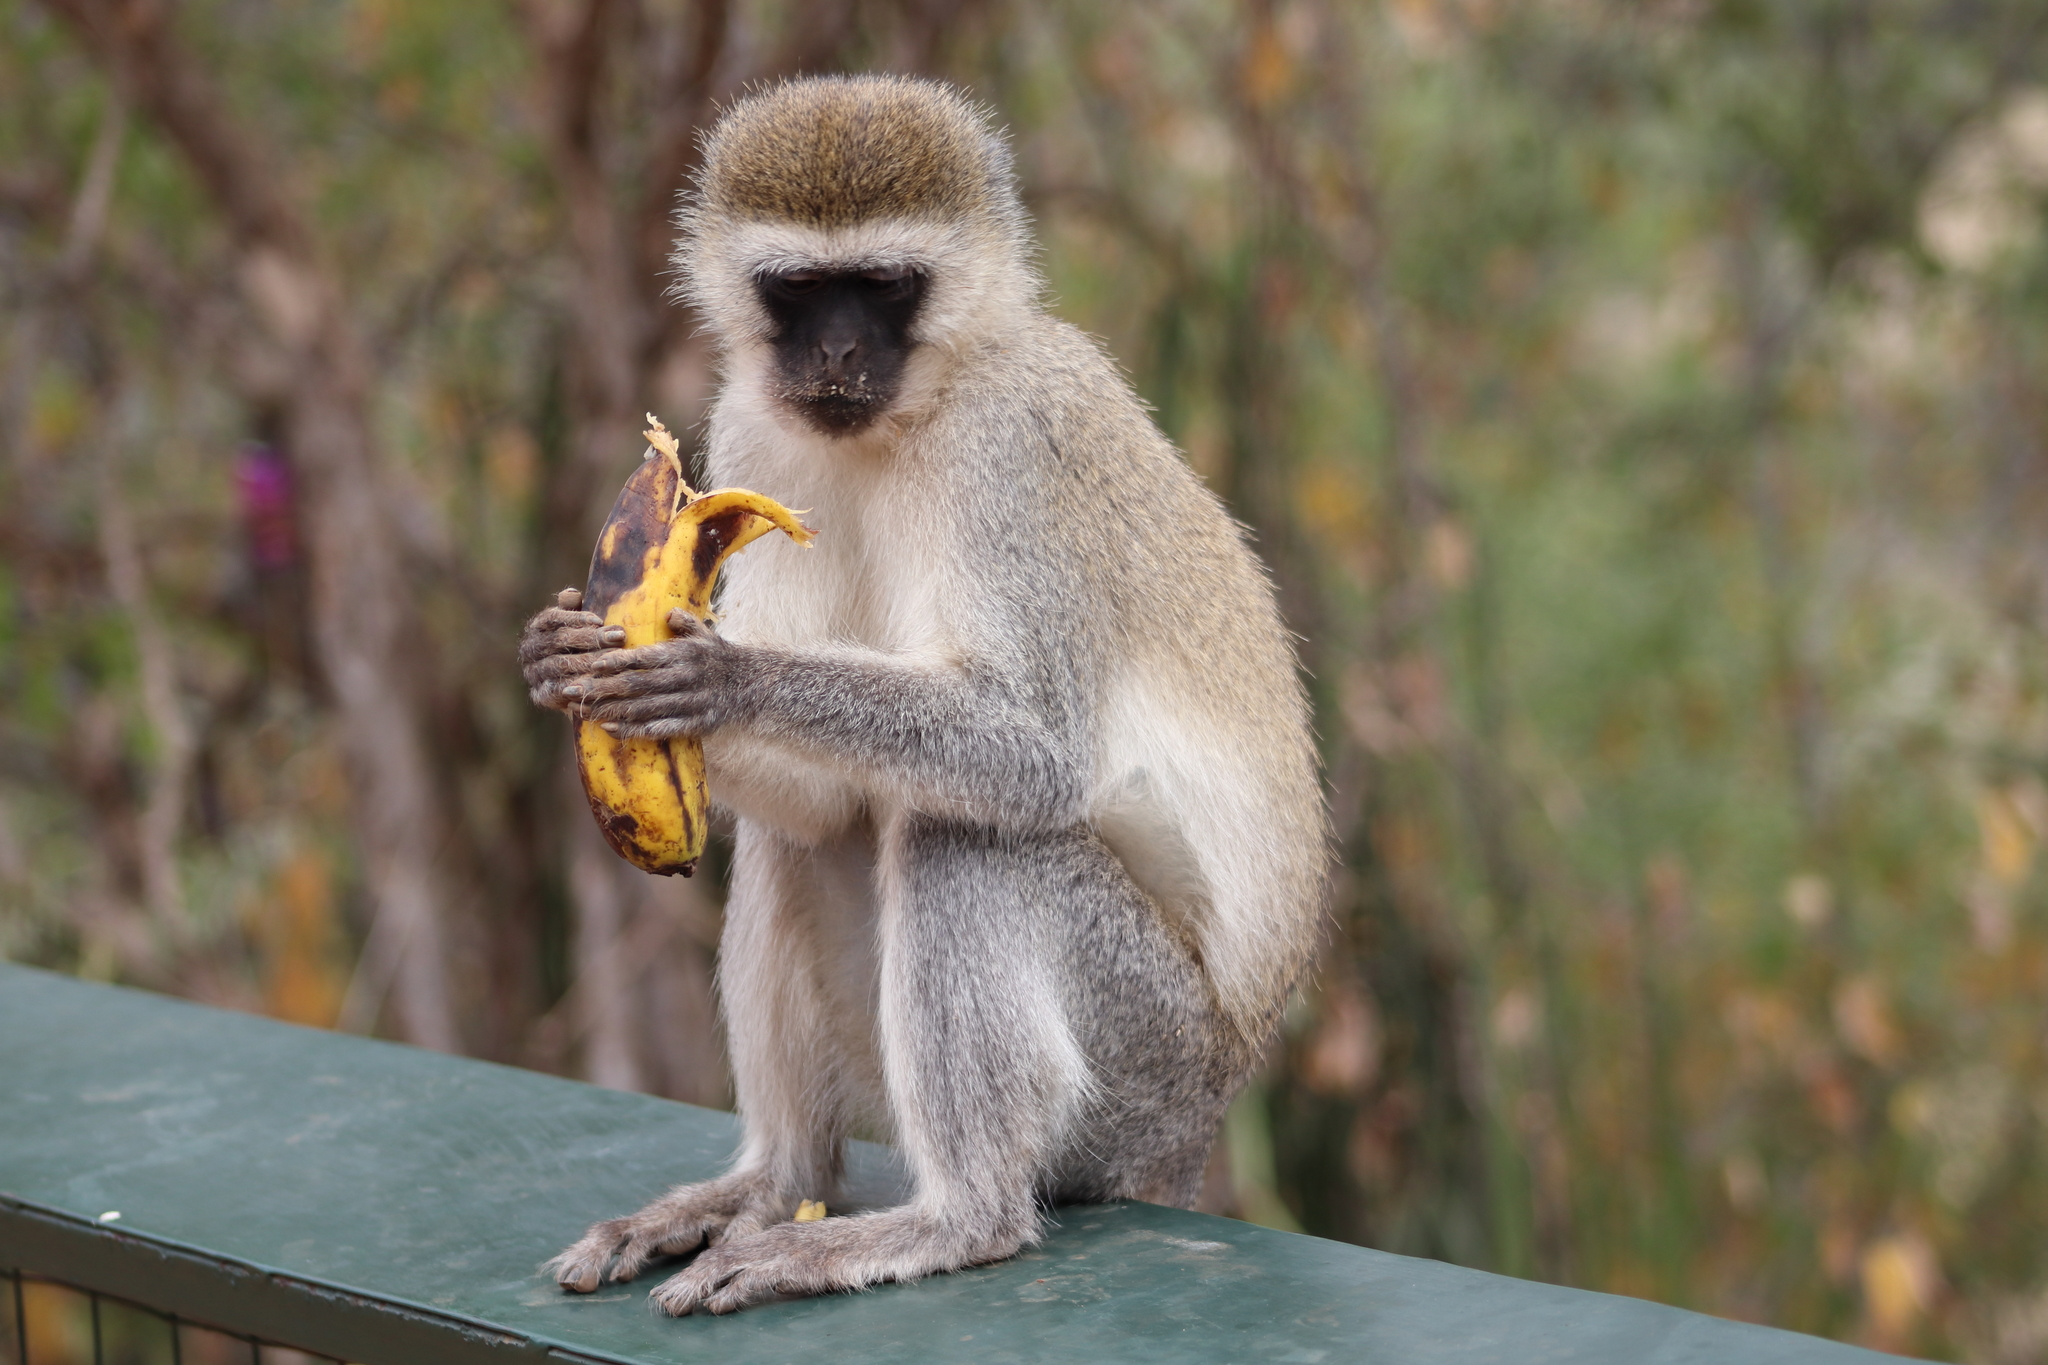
[675,75,1039,351]
[694,75,1018,229]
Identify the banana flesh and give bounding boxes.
[573,416,813,876]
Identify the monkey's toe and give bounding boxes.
[545,1226,626,1292]
[551,1173,800,1298]
[548,1211,715,1292]
[646,1208,1020,1314]
[648,1238,774,1315]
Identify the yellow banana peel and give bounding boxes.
[574,415,813,876]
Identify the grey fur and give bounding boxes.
[523,75,1326,1316]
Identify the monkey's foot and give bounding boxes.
[648,1205,1030,1315]
[546,1172,801,1292]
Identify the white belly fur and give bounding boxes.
[701,410,949,842]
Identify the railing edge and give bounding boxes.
[0,1194,626,1365]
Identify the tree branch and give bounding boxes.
[43,0,467,1052]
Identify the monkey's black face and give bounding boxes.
[756,267,927,436]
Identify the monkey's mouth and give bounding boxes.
[781,377,889,435]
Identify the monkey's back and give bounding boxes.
[920,314,1329,1044]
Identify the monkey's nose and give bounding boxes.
[820,335,859,372]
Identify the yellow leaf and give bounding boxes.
[1832,976,1903,1068]
[484,425,539,504]
[1978,787,2035,887]
[1425,520,1473,590]
[256,848,347,1029]
[1295,464,1373,545]
[1860,1234,1938,1342]
[1241,23,1293,109]
[1782,873,1832,930]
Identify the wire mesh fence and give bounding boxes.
[1,1270,348,1365]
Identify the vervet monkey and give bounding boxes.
[520,75,1325,1316]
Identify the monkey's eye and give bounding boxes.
[766,272,825,299]
[860,266,918,300]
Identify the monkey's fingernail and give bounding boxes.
[557,587,583,610]
[601,627,626,645]
[600,723,620,734]
[562,685,584,699]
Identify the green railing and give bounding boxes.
[0,964,1900,1364]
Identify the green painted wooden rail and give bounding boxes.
[0,964,1902,1364]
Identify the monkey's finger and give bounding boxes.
[666,609,713,637]
[577,640,702,676]
[583,690,710,724]
[556,587,584,610]
[519,608,606,652]
[529,606,604,630]
[612,716,705,741]
[524,651,625,688]
[590,715,713,741]
[528,686,580,713]
[518,624,610,666]
[530,622,610,653]
[575,662,705,702]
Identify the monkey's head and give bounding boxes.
[675,76,1035,438]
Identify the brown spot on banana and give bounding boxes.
[572,417,814,876]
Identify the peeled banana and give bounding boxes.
[573,416,813,876]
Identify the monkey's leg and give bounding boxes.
[1041,833,1239,1211]
[649,815,1212,1315]
[550,819,873,1291]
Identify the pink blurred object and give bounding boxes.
[235,442,297,571]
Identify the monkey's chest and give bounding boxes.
[720,510,949,653]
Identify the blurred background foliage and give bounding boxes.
[4,0,2048,1358]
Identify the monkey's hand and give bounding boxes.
[568,609,755,740]
[519,587,619,711]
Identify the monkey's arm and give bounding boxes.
[571,612,1087,830]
